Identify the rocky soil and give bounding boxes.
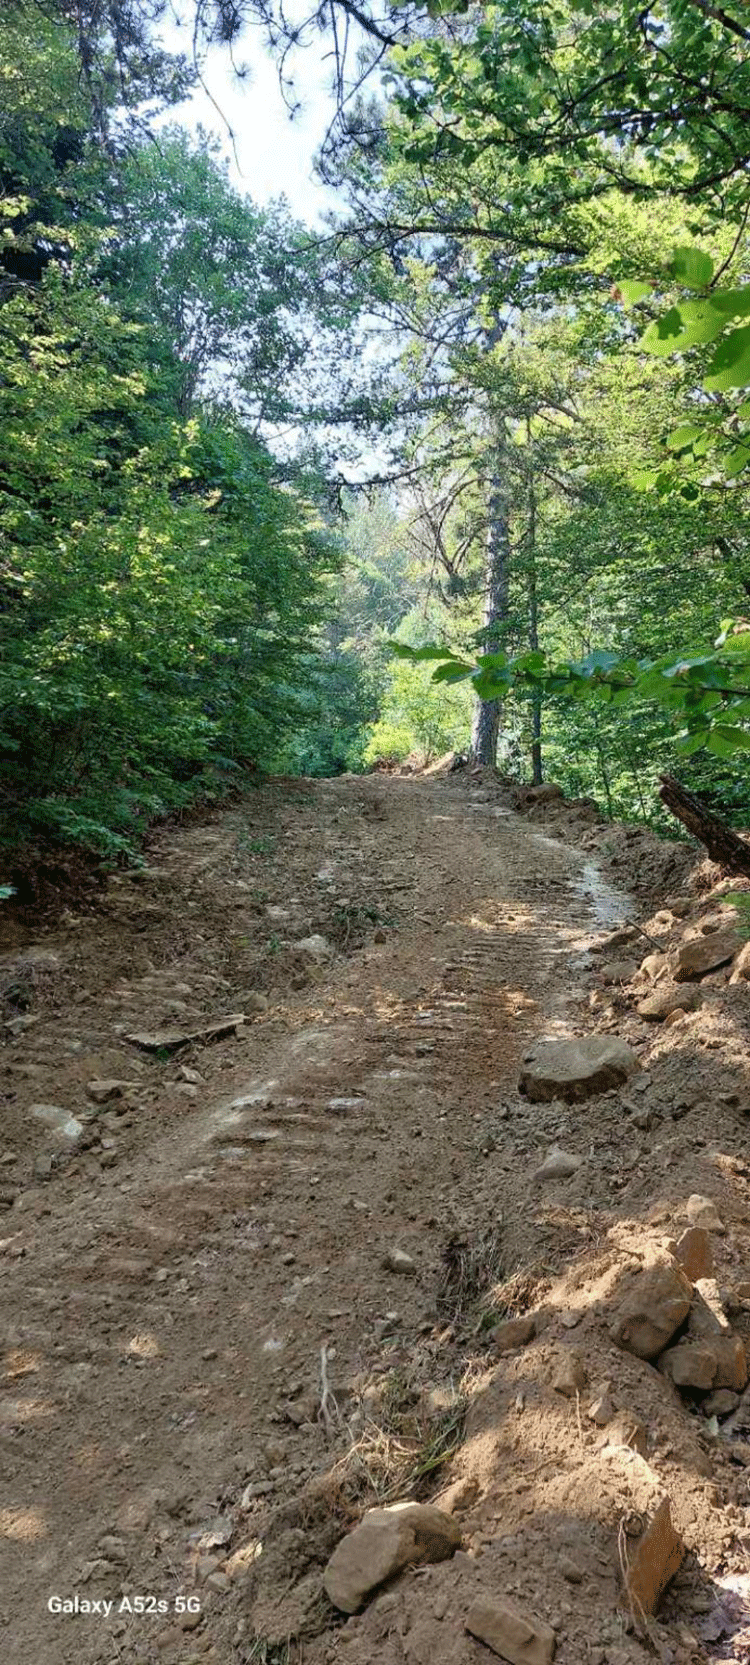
[2,767,750,1665]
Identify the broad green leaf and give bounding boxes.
[704,325,750,392]
[705,288,750,318]
[675,730,710,755]
[670,247,714,288]
[431,660,472,683]
[723,444,750,478]
[708,725,750,756]
[666,423,702,454]
[640,307,690,355]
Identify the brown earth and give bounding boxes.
[1,769,750,1665]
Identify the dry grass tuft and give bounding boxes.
[436,1225,506,1325]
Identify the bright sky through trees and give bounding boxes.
[157,3,337,217]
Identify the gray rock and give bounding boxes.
[323,1502,461,1614]
[29,1104,84,1142]
[86,1079,128,1104]
[296,935,333,961]
[686,1194,725,1233]
[672,925,741,981]
[703,1389,740,1418]
[383,1248,416,1275]
[535,1146,582,1182]
[519,1036,637,1103]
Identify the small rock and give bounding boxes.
[205,1571,230,1594]
[672,925,741,981]
[323,1502,461,1614]
[244,992,269,1014]
[686,1195,725,1233]
[609,1263,692,1360]
[296,935,333,961]
[535,1147,582,1182]
[519,1036,637,1103]
[597,926,638,953]
[703,1389,740,1418]
[374,927,387,944]
[383,1248,416,1275]
[658,1340,717,1391]
[178,1608,203,1631]
[98,1535,127,1561]
[29,1104,84,1142]
[33,1154,54,1179]
[494,1316,536,1354]
[588,1392,615,1427]
[550,1350,586,1397]
[622,1497,684,1617]
[464,1595,556,1665]
[600,960,638,985]
[86,1079,128,1104]
[674,1227,713,1283]
[559,1556,583,1584]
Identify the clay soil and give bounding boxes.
[2,770,750,1665]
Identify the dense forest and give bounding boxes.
[3,0,750,862]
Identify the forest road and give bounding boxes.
[3,769,743,1665]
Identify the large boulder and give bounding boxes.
[671,925,741,981]
[609,1263,692,1360]
[323,1502,461,1614]
[519,1036,638,1104]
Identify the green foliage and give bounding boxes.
[368,608,473,762]
[615,245,750,489]
[391,626,750,765]
[0,18,341,857]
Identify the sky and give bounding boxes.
[157,6,341,222]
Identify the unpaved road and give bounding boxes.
[2,772,750,1665]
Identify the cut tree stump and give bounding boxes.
[659,774,750,879]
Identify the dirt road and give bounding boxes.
[2,771,750,1665]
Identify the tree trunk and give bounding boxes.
[659,773,750,877]
[471,443,509,766]
[527,450,543,785]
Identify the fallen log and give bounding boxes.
[659,773,750,878]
